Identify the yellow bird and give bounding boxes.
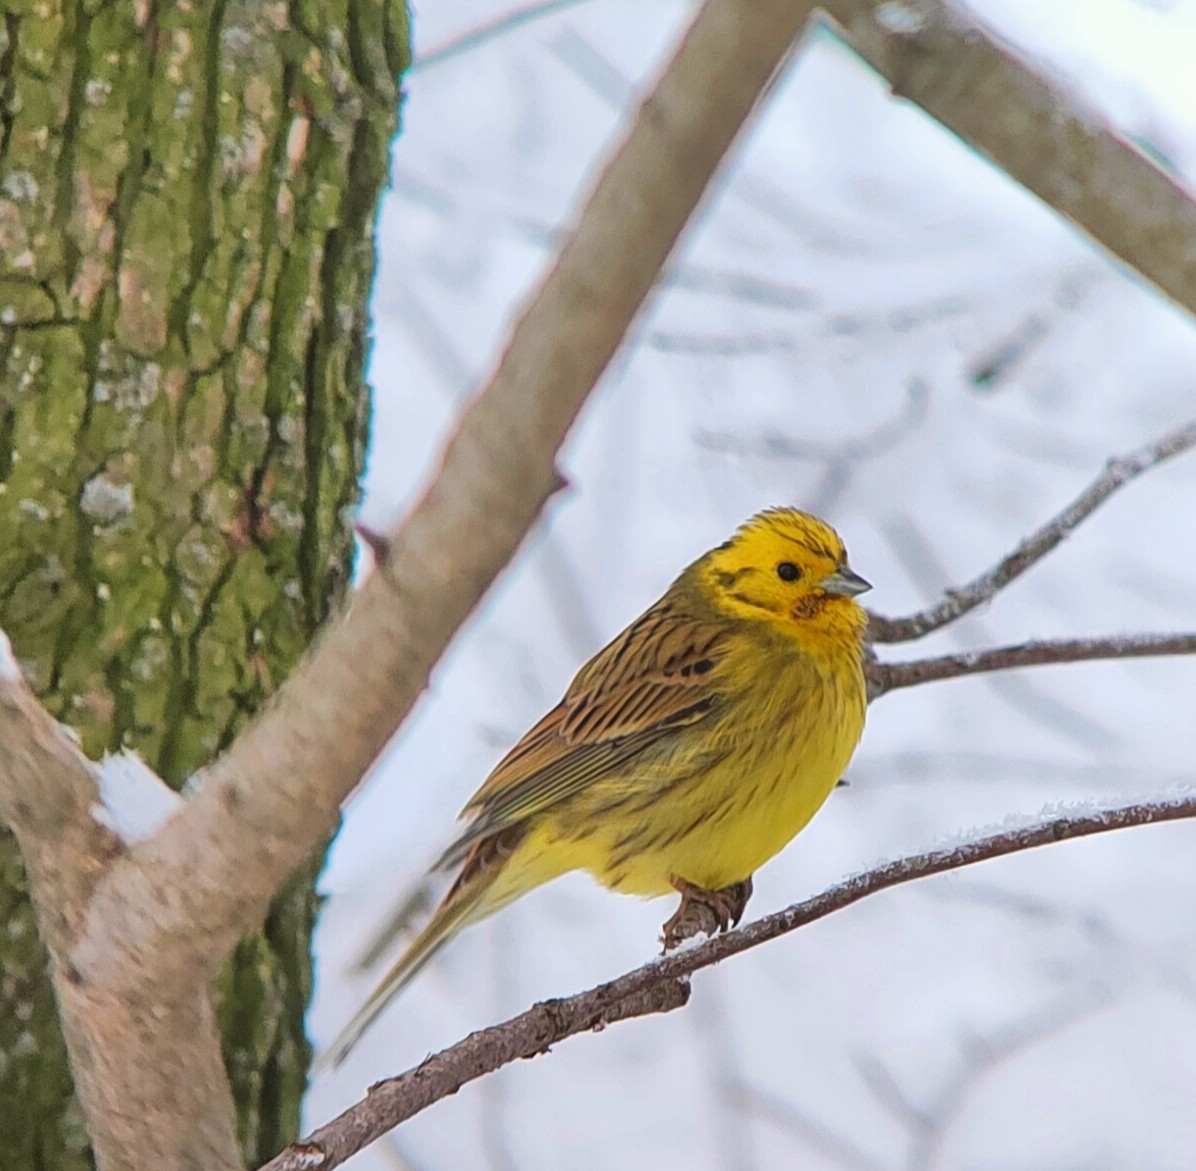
[323,507,870,1067]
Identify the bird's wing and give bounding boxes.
[436,599,727,868]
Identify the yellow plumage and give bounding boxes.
[322,507,870,1068]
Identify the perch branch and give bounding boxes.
[868,419,1196,643]
[275,793,1196,1170]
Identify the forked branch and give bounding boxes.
[867,419,1196,643]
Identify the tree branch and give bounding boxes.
[69,0,822,1002]
[273,793,1196,1170]
[268,980,692,1171]
[869,632,1196,699]
[867,418,1196,643]
[820,0,1196,322]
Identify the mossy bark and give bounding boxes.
[0,0,409,1164]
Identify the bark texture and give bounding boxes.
[0,1,409,1164]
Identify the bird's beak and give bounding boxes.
[821,566,872,597]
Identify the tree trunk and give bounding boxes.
[0,1,409,1164]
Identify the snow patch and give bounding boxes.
[0,629,22,684]
[875,1,926,35]
[94,751,183,844]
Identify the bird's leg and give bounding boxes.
[661,875,754,952]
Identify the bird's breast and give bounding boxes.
[556,641,866,897]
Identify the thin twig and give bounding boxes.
[410,0,593,74]
[868,632,1196,700]
[697,379,929,463]
[905,989,1113,1171]
[876,513,1111,747]
[728,1078,883,1171]
[274,794,1196,1171]
[867,419,1196,643]
[267,980,692,1171]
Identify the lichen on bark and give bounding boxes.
[0,0,410,1164]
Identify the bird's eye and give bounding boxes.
[776,561,801,582]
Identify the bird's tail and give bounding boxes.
[316,826,547,1072]
[316,880,481,1072]
[351,872,445,975]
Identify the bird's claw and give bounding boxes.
[661,875,753,952]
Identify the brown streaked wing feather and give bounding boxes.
[436,599,726,869]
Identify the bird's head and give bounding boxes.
[695,508,871,645]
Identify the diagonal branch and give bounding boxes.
[270,792,1196,1171]
[820,0,1196,321]
[867,419,1196,643]
[69,0,823,1002]
[868,632,1196,699]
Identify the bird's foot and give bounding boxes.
[661,875,753,952]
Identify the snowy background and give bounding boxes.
[308,2,1196,1168]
